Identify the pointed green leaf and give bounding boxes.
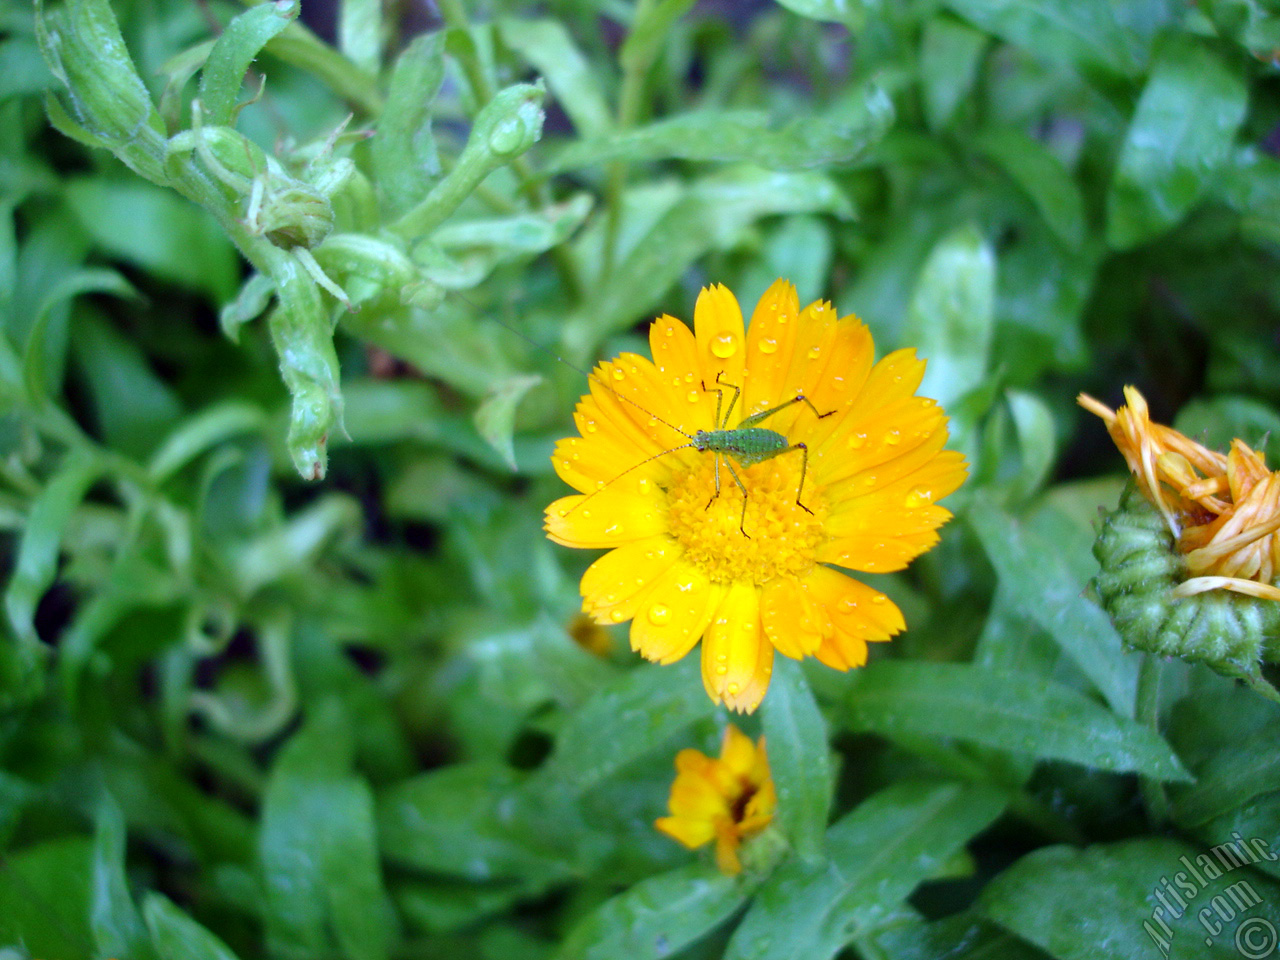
[200,0,299,126]
[144,893,243,960]
[1107,39,1247,249]
[969,495,1138,716]
[980,839,1280,960]
[760,659,832,859]
[476,373,543,471]
[903,223,995,411]
[558,864,754,960]
[725,781,1007,960]
[843,661,1190,781]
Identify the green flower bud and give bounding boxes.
[310,234,416,310]
[1092,482,1280,678]
[36,0,169,182]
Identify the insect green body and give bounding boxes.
[695,372,833,538]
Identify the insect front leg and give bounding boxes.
[701,371,741,429]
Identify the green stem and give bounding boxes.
[432,0,582,298]
[1137,653,1172,825]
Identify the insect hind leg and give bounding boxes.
[782,442,816,516]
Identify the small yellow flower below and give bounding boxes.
[1079,387,1280,602]
[655,725,776,876]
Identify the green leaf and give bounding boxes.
[6,449,106,643]
[724,781,1007,960]
[499,19,612,138]
[760,658,832,860]
[547,89,892,173]
[975,129,1085,248]
[144,893,243,960]
[148,402,267,482]
[902,223,995,412]
[338,0,380,72]
[569,167,854,350]
[1174,740,1280,827]
[557,864,754,960]
[475,373,543,471]
[377,763,581,883]
[942,0,1173,77]
[620,0,697,72]
[969,495,1138,716]
[259,708,390,960]
[773,0,866,26]
[199,0,298,126]
[25,266,138,404]
[1004,389,1056,501]
[539,657,716,794]
[92,796,158,960]
[372,32,445,217]
[1106,38,1247,250]
[71,311,185,458]
[63,177,238,302]
[843,661,1190,781]
[920,17,987,130]
[0,837,94,958]
[980,838,1280,960]
[1194,790,1280,882]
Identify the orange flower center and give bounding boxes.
[665,454,827,585]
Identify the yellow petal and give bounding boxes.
[629,562,724,664]
[701,582,773,713]
[579,537,682,624]
[545,489,667,548]
[761,574,829,659]
[694,284,748,407]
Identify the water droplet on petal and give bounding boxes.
[777,312,789,324]
[871,594,887,605]
[838,596,858,613]
[807,346,821,359]
[717,664,728,675]
[884,429,901,446]
[647,604,670,625]
[665,325,674,337]
[687,390,700,403]
[847,432,867,449]
[685,372,695,383]
[710,332,739,358]
[609,609,626,622]
[727,682,740,694]
[638,477,651,494]
[604,523,620,535]
[585,420,598,433]
[904,486,933,508]
[758,338,778,355]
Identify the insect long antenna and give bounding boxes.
[557,443,695,517]
[484,311,695,443]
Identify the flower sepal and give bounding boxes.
[1093,482,1280,688]
[735,822,790,878]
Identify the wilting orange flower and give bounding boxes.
[1080,387,1280,602]
[655,725,776,875]
[546,280,966,712]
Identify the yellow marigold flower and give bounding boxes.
[654,725,776,875]
[545,280,966,712]
[1079,387,1280,602]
